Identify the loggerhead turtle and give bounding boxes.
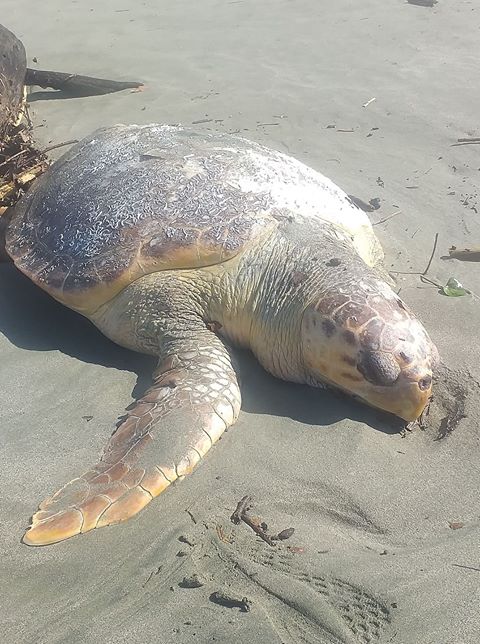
[6,124,438,546]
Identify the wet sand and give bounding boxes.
[1,1,480,642]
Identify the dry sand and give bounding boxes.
[1,1,480,642]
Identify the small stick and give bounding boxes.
[451,137,480,146]
[372,210,402,226]
[240,513,276,546]
[451,141,480,147]
[41,139,78,155]
[230,496,295,546]
[452,564,480,573]
[1,141,78,170]
[390,232,438,277]
[230,495,252,525]
[422,232,439,276]
[0,148,29,169]
[23,101,33,129]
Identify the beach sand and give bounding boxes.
[1,1,480,642]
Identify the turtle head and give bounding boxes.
[301,279,439,422]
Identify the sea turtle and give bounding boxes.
[5,124,438,546]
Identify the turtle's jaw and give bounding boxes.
[310,370,433,422]
[305,346,436,422]
[352,375,433,422]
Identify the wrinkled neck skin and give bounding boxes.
[91,221,364,383]
[204,223,378,383]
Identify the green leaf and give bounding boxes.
[441,277,469,297]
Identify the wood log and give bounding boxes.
[0,25,28,261]
[25,68,143,96]
[0,24,26,139]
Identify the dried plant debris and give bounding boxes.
[0,118,49,212]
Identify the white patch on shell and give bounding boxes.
[226,149,383,267]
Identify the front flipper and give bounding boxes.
[24,333,241,546]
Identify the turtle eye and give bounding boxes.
[418,375,432,391]
[357,350,400,386]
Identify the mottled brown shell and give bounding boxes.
[6,124,380,314]
[6,125,278,313]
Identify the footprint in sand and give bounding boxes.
[182,523,394,644]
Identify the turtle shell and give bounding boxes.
[6,124,381,314]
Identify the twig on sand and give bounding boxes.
[240,513,276,546]
[452,564,480,573]
[185,509,197,524]
[451,137,480,147]
[422,232,439,276]
[372,210,402,226]
[230,496,295,547]
[41,139,78,155]
[390,232,438,277]
[230,495,253,525]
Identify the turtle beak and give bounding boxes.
[347,360,433,422]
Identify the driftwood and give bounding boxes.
[25,68,143,97]
[0,24,26,139]
[0,26,48,205]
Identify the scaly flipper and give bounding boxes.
[23,333,241,546]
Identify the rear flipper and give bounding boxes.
[23,332,241,545]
